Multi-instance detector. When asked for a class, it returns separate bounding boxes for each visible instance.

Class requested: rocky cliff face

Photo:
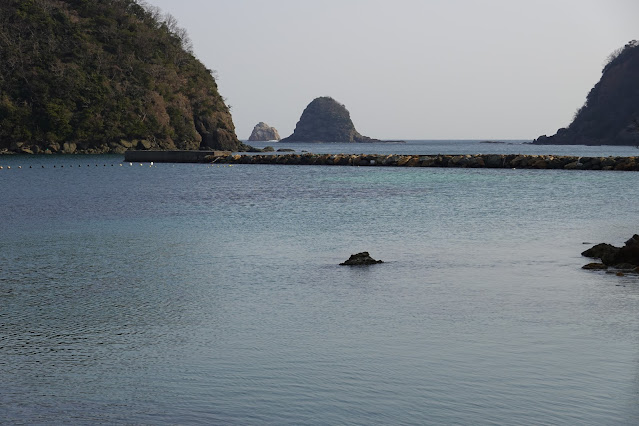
[534,40,639,146]
[280,97,379,143]
[0,0,249,154]
[248,122,281,141]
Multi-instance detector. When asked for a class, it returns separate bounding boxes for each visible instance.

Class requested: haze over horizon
[146,0,637,141]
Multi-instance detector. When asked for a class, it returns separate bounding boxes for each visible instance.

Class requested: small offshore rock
[340,252,383,266]
[248,122,281,141]
[581,243,620,261]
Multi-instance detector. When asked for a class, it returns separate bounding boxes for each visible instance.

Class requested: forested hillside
[0,0,246,153]
[534,40,639,146]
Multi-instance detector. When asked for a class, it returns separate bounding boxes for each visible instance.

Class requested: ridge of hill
[534,40,639,146]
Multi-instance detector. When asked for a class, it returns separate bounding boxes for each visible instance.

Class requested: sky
[145,0,638,140]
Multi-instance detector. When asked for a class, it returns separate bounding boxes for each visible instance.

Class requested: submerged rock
[582,263,608,270]
[340,252,383,266]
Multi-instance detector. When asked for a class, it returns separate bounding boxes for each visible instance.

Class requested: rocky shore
[215,153,639,171]
[582,234,639,273]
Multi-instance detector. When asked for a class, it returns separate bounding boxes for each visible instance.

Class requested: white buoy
[151,162,154,166]
[129,163,132,166]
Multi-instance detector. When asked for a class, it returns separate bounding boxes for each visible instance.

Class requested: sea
[1,140,639,425]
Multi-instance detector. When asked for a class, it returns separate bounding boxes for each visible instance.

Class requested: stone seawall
[216,153,639,171]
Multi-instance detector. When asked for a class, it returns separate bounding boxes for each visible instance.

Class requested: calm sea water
[250,139,639,157]
[2,141,639,425]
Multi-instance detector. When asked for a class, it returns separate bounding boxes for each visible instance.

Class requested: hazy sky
[146,0,638,140]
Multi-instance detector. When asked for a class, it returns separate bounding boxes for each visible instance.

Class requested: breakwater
[216,153,639,171]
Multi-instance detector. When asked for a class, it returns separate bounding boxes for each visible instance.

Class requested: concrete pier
[124,150,231,163]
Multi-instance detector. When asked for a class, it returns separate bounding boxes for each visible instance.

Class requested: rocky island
[534,40,639,146]
[280,97,390,143]
[0,0,249,154]
[248,122,281,141]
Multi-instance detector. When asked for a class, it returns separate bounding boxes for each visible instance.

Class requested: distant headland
[534,40,639,146]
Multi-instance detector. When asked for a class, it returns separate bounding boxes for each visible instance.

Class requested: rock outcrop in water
[534,40,639,146]
[0,0,250,154]
[340,252,383,266]
[248,122,281,141]
[582,235,639,271]
[280,97,380,143]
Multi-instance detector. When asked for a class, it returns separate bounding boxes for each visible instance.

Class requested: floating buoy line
[0,163,156,169]
[0,162,238,170]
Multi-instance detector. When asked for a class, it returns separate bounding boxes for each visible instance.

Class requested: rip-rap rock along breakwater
[216,153,639,170]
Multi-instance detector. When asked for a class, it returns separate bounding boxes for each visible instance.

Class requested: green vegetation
[0,0,243,153]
